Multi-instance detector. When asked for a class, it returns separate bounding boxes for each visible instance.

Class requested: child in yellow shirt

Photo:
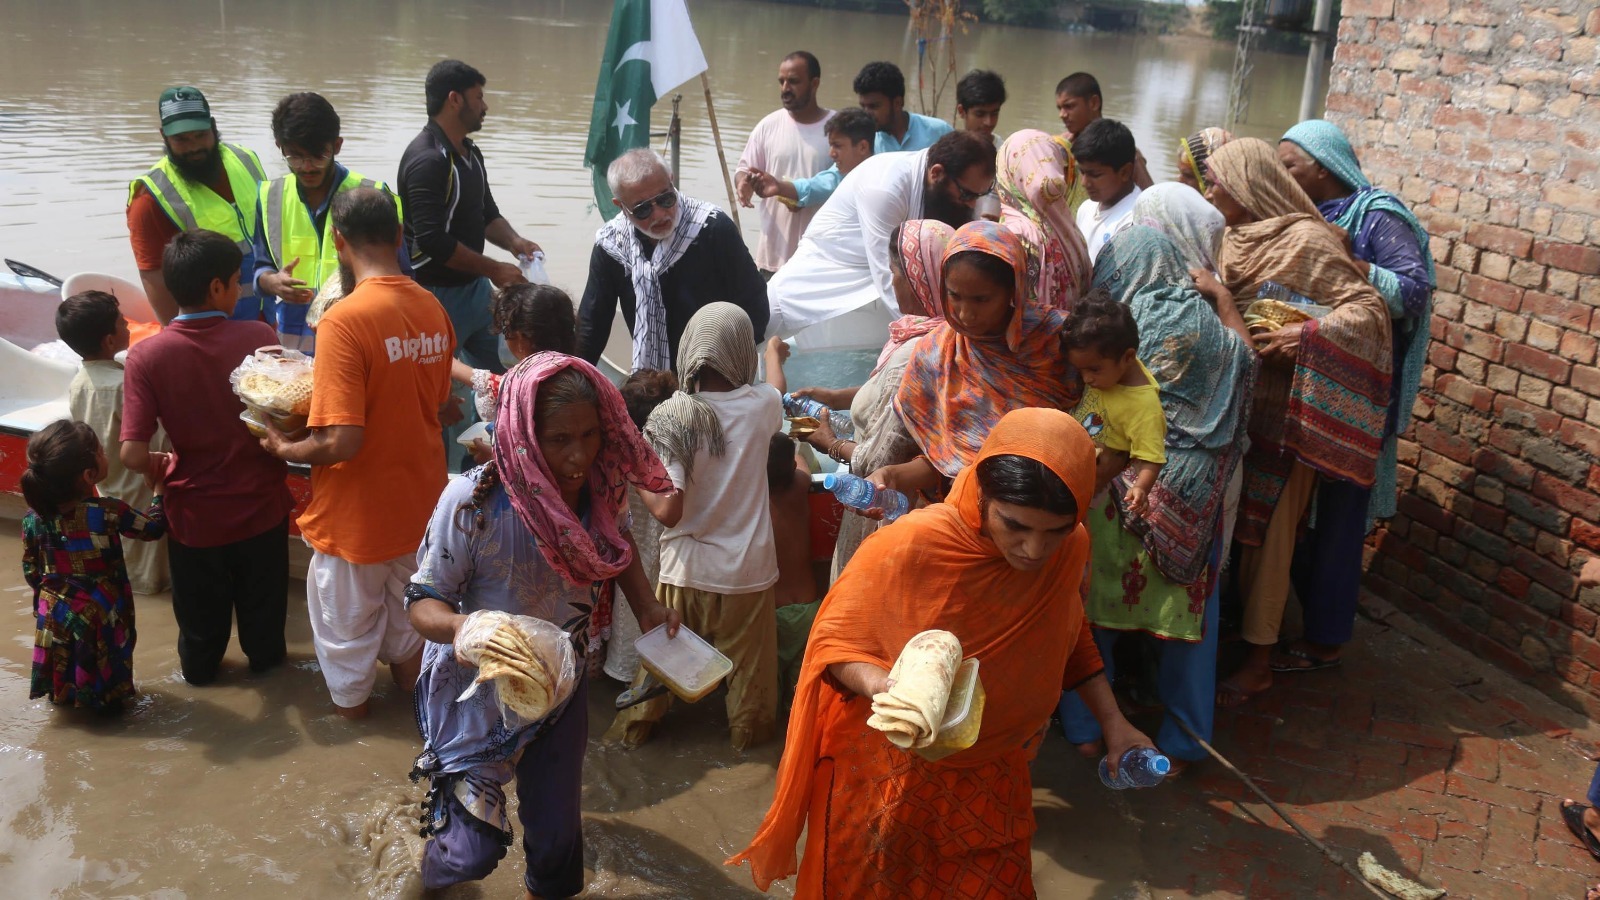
[1063,291,1166,515]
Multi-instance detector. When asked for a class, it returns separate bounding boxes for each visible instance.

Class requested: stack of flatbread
[868,630,963,750]
[454,610,573,723]
[305,275,344,330]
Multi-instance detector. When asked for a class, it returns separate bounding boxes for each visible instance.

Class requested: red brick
[1444,773,1543,813]
[1504,343,1572,384]
[1532,471,1599,522]
[1483,805,1537,863]
[1342,0,1395,16]
[1522,290,1594,331]
[1498,568,1532,598]
[1559,418,1600,457]
[1573,520,1600,553]
[1372,720,1459,749]
[1428,342,1458,372]
[1460,273,1524,311]
[1535,836,1599,870]
[1562,600,1600,635]
[1533,240,1600,274]
[1473,447,1536,487]
[1448,736,1500,781]
[1426,834,1486,870]
[1574,366,1600,400]
[1434,372,1496,410]
[1465,222,1534,257]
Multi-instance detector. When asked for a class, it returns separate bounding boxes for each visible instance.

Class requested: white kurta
[736,108,834,271]
[766,150,927,345]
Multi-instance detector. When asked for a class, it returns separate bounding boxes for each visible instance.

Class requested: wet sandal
[1270,647,1343,673]
[1561,801,1600,863]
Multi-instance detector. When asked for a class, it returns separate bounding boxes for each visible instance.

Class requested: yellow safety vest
[127,143,266,269]
[259,169,400,290]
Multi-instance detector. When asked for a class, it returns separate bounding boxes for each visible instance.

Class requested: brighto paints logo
[385,331,450,365]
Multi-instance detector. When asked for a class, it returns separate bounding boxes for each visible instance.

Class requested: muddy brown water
[1,1,1313,894]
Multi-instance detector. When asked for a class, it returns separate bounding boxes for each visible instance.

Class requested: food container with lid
[634,624,733,703]
[239,408,269,439]
[917,658,985,762]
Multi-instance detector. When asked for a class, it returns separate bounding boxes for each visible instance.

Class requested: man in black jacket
[397,59,541,376]
[578,149,767,373]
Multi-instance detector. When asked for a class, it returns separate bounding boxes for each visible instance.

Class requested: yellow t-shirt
[1071,359,1167,464]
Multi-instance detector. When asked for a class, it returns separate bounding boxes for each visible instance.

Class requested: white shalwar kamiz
[766,149,927,344]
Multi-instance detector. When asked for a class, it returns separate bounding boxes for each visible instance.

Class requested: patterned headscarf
[1128,182,1227,274]
[1280,119,1368,193]
[895,221,1082,477]
[643,302,758,481]
[493,352,674,587]
[1205,136,1325,222]
[1091,226,1256,582]
[1178,127,1233,192]
[874,220,955,374]
[996,129,1092,310]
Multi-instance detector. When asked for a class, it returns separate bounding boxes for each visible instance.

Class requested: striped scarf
[595,192,716,372]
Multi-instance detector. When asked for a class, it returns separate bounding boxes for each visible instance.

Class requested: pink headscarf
[492,352,674,587]
[997,129,1092,310]
[873,219,955,373]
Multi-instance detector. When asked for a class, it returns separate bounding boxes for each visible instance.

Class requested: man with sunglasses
[766,130,996,342]
[578,149,768,372]
[252,92,403,354]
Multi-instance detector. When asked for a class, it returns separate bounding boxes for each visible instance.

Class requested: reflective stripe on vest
[261,172,394,289]
[129,143,265,263]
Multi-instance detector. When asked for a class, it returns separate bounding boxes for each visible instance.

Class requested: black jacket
[396,121,502,288]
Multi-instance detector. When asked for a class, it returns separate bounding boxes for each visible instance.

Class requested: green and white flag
[584,0,707,217]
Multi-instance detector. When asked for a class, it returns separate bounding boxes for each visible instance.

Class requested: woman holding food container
[730,408,1154,898]
[402,352,680,898]
[1202,137,1393,708]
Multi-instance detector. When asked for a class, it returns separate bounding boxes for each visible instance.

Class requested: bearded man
[577,149,768,373]
[765,130,996,345]
[126,86,269,324]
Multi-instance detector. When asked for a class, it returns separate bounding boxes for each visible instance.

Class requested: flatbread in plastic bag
[453,610,578,727]
[229,346,315,418]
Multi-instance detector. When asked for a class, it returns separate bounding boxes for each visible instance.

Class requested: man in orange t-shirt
[262,187,455,719]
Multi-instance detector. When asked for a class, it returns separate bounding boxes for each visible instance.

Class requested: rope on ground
[1170,715,1433,899]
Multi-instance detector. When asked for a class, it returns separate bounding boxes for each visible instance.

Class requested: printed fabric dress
[24,496,168,709]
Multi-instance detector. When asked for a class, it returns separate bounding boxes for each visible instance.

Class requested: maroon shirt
[121,315,294,547]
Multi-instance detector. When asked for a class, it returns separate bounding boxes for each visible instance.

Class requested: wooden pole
[699,71,741,230]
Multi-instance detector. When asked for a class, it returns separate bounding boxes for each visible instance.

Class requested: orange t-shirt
[297,275,455,563]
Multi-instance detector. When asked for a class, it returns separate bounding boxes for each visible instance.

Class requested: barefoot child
[22,420,170,713]
[1062,291,1166,516]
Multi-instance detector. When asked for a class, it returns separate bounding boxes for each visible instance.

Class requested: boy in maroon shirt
[121,229,294,685]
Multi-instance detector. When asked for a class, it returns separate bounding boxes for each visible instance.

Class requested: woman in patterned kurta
[22,420,167,712]
[404,353,679,898]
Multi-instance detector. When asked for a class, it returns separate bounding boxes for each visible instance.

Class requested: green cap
[159,86,212,136]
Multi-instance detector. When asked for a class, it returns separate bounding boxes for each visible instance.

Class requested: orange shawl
[729,408,1104,892]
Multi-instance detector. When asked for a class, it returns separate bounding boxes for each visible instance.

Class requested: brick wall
[1323,1,1600,709]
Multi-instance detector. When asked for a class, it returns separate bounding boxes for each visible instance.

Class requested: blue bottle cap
[1151,755,1171,775]
[822,473,839,490]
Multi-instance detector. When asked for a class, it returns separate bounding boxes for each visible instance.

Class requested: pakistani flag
[585,0,708,217]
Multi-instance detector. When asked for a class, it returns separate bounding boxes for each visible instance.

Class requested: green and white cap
[159,86,212,136]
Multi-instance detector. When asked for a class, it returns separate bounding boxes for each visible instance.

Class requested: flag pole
[699,71,742,230]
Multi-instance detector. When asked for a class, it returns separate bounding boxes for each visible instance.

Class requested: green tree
[980,0,1058,26]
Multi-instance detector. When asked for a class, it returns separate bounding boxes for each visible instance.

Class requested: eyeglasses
[954,178,996,204]
[624,188,679,220]
[283,151,334,169]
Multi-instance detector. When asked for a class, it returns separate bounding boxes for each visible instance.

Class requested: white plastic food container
[634,624,733,703]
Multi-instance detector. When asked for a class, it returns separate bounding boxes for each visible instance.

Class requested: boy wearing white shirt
[1074,118,1143,264]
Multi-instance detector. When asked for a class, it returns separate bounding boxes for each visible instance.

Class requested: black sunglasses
[955,178,995,204]
[625,189,679,220]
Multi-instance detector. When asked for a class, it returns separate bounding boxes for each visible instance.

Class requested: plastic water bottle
[1098,747,1172,789]
[1255,280,1317,309]
[783,393,854,439]
[822,472,910,523]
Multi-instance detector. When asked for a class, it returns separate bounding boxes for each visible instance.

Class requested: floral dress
[24,496,167,709]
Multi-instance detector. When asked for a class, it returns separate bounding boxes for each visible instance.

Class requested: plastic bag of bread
[305,275,344,331]
[229,346,314,433]
[453,610,578,728]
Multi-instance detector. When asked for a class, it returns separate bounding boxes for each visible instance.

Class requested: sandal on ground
[1269,646,1343,674]
[1561,800,1600,864]
[1215,680,1263,709]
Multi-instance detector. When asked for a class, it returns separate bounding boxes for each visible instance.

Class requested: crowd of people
[17,48,1455,898]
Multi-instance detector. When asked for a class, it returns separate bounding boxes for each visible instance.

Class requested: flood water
[0,1,1315,896]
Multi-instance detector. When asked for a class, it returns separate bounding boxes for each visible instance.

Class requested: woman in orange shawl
[729,408,1156,898]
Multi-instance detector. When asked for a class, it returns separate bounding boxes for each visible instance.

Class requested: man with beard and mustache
[127,86,269,324]
[260,187,454,721]
[733,51,833,277]
[765,130,995,344]
[398,59,540,464]
[577,149,768,374]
